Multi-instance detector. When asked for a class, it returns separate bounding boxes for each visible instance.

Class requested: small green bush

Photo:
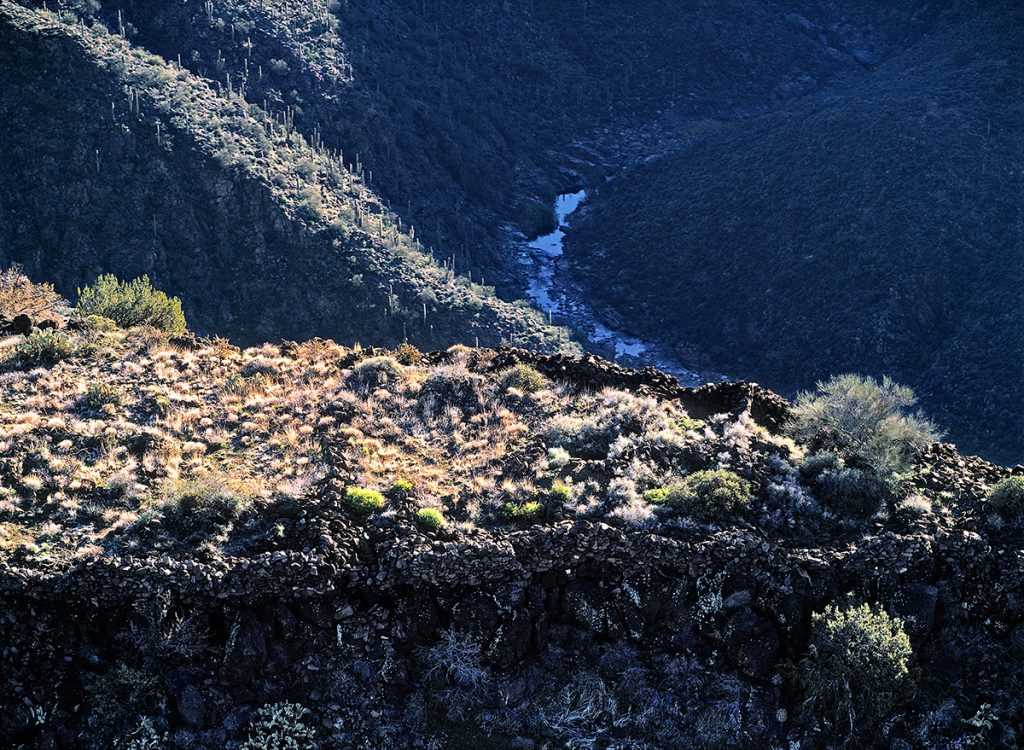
[76,275,186,335]
[415,507,447,531]
[500,363,548,393]
[797,602,914,740]
[79,383,125,411]
[343,486,384,514]
[498,500,543,525]
[987,476,1024,523]
[643,487,670,505]
[391,478,415,496]
[549,481,573,504]
[802,453,888,518]
[786,374,940,479]
[148,475,255,542]
[653,469,751,521]
[15,329,76,366]
[349,356,405,394]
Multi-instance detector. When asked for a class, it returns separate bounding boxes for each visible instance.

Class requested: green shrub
[498,500,543,525]
[348,356,405,394]
[797,602,914,740]
[786,374,940,479]
[79,383,125,411]
[987,476,1024,523]
[653,469,751,521]
[343,486,384,514]
[549,481,573,504]
[391,478,415,496]
[76,274,187,335]
[80,314,119,332]
[415,507,448,531]
[15,329,76,366]
[643,487,670,505]
[147,475,255,542]
[239,702,316,750]
[802,453,888,518]
[500,363,548,393]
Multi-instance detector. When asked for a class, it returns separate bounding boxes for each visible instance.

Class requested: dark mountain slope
[55,0,931,291]
[0,2,575,351]
[569,5,1024,463]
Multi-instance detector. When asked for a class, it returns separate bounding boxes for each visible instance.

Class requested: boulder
[176,684,210,727]
[220,612,267,686]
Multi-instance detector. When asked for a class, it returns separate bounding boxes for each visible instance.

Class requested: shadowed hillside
[0,2,575,352]
[569,4,1024,463]
[4,0,932,297]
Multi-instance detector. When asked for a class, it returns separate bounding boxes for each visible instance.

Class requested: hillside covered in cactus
[0,1,573,352]
[1,271,1023,748]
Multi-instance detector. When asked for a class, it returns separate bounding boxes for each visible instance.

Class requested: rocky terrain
[1,273,1023,748]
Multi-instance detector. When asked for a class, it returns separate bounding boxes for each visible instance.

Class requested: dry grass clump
[0,266,67,321]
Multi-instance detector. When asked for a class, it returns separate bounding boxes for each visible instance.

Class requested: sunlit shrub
[348,356,405,394]
[987,476,1024,524]
[343,486,384,514]
[787,374,940,479]
[76,274,186,335]
[15,329,76,367]
[415,507,447,531]
[498,500,543,525]
[797,602,914,740]
[650,469,751,522]
[500,363,548,393]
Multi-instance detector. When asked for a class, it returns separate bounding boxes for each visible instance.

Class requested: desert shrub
[540,672,620,746]
[549,481,573,504]
[392,342,422,365]
[76,274,186,335]
[14,329,76,366]
[802,453,888,518]
[79,383,125,411]
[786,374,940,478]
[797,602,914,740]
[146,475,255,542]
[544,389,669,459]
[651,469,751,522]
[415,507,447,531]
[239,702,317,750]
[343,486,384,514]
[348,355,405,393]
[0,266,66,320]
[80,313,119,332]
[546,447,571,469]
[422,629,491,718]
[390,478,414,497]
[500,363,548,393]
[241,357,279,378]
[498,500,543,525]
[418,367,485,414]
[987,476,1024,523]
[84,663,163,744]
[643,487,670,505]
